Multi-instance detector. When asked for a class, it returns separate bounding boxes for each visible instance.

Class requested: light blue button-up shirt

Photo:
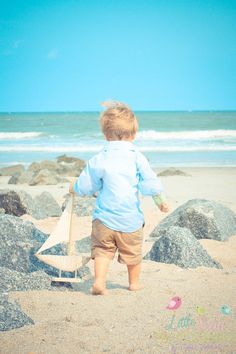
[73,141,164,232]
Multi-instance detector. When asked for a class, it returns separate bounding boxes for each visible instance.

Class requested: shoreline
[1,161,236,168]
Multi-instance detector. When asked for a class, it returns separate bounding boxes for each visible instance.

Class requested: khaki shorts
[91,219,144,265]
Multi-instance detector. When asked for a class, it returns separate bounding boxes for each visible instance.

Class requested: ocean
[0,111,236,168]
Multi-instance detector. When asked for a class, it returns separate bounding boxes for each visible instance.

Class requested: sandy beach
[0,167,236,354]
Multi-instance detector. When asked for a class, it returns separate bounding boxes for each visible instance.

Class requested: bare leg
[127,262,144,291]
[91,256,111,295]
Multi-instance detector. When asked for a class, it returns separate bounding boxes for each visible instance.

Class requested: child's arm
[152,192,169,213]
[136,153,170,213]
[68,156,103,196]
[69,177,98,198]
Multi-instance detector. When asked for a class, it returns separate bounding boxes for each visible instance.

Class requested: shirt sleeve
[136,152,165,196]
[73,155,103,196]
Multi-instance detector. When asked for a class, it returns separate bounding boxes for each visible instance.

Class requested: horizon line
[1,109,236,114]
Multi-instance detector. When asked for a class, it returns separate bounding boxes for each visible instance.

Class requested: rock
[75,236,91,253]
[0,214,47,273]
[0,293,34,331]
[0,208,5,214]
[62,194,95,216]
[28,158,85,177]
[57,161,85,177]
[0,267,52,292]
[157,167,190,177]
[0,189,27,217]
[0,214,88,278]
[150,199,236,241]
[28,160,58,173]
[57,154,84,164]
[9,169,66,186]
[77,265,91,278]
[27,162,41,173]
[34,192,62,218]
[0,164,25,176]
[8,173,21,184]
[8,157,85,186]
[0,189,61,220]
[17,190,38,216]
[144,226,222,269]
[0,214,67,276]
[8,170,35,185]
[56,155,85,177]
[29,169,65,185]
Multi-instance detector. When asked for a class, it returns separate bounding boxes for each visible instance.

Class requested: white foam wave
[136,130,236,141]
[0,145,104,152]
[140,146,236,152]
[0,145,236,153]
[0,132,44,140]
[0,161,31,167]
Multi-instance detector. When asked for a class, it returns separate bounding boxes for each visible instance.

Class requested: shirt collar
[104,140,136,151]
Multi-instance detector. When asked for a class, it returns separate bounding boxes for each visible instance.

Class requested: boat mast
[67,193,75,256]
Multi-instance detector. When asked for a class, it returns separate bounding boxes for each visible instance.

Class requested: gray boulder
[62,194,95,216]
[157,167,190,177]
[75,236,91,253]
[8,173,20,184]
[0,189,27,217]
[57,155,85,176]
[0,293,34,331]
[0,267,52,292]
[150,199,236,241]
[7,157,85,186]
[0,214,88,279]
[0,164,25,176]
[17,190,38,216]
[28,160,58,173]
[34,191,62,218]
[0,214,47,273]
[0,214,70,276]
[57,160,85,177]
[8,170,35,184]
[145,226,222,269]
[28,158,85,177]
[0,189,62,220]
[29,169,66,185]
[57,154,84,164]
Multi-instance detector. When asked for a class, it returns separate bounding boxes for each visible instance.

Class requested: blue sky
[0,0,235,111]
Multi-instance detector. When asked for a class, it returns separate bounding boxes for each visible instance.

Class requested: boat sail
[35,194,91,283]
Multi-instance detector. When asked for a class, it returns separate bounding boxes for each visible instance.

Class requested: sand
[0,167,236,354]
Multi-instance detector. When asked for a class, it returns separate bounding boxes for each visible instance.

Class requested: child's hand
[152,193,170,213]
[159,202,170,213]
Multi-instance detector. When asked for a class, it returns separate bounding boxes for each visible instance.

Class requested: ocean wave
[0,145,236,153]
[2,129,236,142]
[0,161,31,167]
[0,145,104,152]
[0,132,45,140]
[136,129,236,141]
[140,146,236,152]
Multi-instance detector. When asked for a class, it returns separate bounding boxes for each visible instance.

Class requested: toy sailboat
[35,194,91,283]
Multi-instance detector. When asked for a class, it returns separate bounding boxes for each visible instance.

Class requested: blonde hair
[100,100,138,140]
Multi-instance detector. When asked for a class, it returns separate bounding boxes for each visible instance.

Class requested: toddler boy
[69,101,169,295]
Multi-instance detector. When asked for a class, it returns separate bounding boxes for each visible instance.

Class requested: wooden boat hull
[35,254,91,272]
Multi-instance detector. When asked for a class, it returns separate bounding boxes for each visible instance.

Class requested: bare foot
[91,283,107,295]
[128,283,144,291]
